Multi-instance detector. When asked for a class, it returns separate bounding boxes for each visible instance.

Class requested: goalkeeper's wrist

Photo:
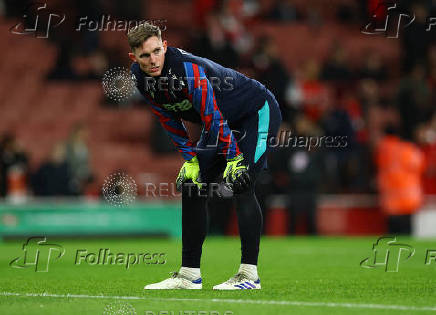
[187,155,198,163]
[227,153,243,162]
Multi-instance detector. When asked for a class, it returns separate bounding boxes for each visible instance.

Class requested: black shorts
[196,89,282,183]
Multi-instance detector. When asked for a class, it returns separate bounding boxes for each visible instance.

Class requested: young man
[128,23,281,290]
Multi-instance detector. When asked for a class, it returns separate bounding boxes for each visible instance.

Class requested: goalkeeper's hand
[223,154,251,193]
[176,156,202,191]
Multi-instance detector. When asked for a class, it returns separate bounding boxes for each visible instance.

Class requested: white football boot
[213,273,261,290]
[144,272,202,290]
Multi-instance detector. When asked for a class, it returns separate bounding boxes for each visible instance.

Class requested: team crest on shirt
[162,99,193,112]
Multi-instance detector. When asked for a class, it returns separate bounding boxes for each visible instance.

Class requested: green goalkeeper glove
[223,154,251,193]
[176,156,202,191]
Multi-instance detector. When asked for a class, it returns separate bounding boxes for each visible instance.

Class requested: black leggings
[181,184,263,268]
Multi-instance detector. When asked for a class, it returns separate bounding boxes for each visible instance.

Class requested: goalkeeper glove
[223,154,251,193]
[176,156,202,191]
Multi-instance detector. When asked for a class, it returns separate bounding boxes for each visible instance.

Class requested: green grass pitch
[1,236,436,314]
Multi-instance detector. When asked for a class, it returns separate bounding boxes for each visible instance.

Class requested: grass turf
[0,236,435,314]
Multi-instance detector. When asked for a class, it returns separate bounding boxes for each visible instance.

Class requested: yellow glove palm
[176,156,201,191]
[223,154,251,193]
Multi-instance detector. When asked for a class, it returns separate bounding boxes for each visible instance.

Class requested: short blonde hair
[127,22,161,50]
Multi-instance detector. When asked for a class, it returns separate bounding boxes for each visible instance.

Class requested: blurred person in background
[252,36,291,122]
[46,0,123,81]
[216,0,253,55]
[320,98,356,192]
[286,59,330,124]
[431,0,436,15]
[376,125,425,234]
[357,50,388,82]
[190,12,240,69]
[269,116,323,235]
[191,0,253,63]
[193,0,218,29]
[0,134,29,201]
[336,89,374,192]
[428,45,436,92]
[335,1,361,24]
[321,42,353,83]
[65,124,93,195]
[401,1,435,71]
[32,143,73,196]
[357,79,399,148]
[396,63,433,141]
[266,0,301,22]
[416,114,436,195]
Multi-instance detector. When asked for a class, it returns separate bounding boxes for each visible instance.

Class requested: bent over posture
[128,23,281,290]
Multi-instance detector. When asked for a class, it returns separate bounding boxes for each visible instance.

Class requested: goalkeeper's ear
[128,52,137,63]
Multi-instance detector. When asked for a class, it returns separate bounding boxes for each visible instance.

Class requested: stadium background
[0,0,435,238]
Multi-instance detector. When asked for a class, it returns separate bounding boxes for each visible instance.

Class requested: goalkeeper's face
[128,36,167,77]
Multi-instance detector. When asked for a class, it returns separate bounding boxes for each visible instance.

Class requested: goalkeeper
[128,23,281,290]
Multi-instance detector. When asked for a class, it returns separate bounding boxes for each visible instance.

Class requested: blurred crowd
[186,0,436,234]
[1,0,435,234]
[0,124,93,201]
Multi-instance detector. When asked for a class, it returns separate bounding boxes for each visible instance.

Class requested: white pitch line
[1,292,436,312]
